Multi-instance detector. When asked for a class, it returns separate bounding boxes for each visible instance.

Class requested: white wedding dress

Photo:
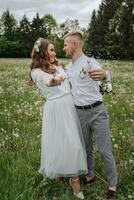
[31,66,87,179]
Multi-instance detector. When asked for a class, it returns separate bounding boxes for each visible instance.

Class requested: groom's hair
[64,31,83,47]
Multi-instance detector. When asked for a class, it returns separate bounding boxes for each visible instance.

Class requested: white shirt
[67,54,103,106]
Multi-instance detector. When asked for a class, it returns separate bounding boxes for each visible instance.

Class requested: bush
[0,38,25,57]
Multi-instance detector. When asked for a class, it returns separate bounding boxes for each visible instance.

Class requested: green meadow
[0,59,134,200]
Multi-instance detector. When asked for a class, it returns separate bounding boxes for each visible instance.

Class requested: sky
[0,0,102,28]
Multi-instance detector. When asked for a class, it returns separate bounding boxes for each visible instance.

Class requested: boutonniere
[79,67,86,79]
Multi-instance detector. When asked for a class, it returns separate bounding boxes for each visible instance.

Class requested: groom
[63,31,117,199]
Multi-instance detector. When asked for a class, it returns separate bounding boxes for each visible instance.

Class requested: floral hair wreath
[34,37,43,52]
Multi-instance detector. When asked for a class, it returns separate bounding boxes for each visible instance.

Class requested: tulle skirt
[39,94,87,179]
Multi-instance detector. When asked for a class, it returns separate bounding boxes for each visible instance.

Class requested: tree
[17,15,32,57]
[104,8,123,59]
[59,19,81,37]
[0,18,4,37]
[105,0,134,59]
[1,9,17,41]
[54,19,81,57]
[86,10,98,57]
[119,0,134,58]
[95,0,123,57]
[53,36,65,58]
[87,0,123,58]
[42,14,57,39]
[0,37,23,57]
[31,13,47,43]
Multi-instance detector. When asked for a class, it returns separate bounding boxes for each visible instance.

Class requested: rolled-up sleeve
[88,58,102,69]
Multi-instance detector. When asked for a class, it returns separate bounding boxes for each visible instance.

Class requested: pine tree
[0,18,4,37]
[42,14,57,40]
[1,9,17,41]
[86,10,98,57]
[87,0,123,58]
[119,0,134,58]
[104,7,123,59]
[17,15,32,57]
[31,13,47,43]
[105,0,134,59]
[99,0,124,57]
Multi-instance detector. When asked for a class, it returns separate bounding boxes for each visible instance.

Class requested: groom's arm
[87,58,107,81]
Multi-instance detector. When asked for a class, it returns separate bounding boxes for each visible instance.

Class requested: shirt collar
[72,54,85,65]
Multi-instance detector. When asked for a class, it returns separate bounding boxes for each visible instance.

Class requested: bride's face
[47,43,56,63]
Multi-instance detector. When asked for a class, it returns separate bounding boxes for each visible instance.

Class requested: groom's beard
[65,48,75,58]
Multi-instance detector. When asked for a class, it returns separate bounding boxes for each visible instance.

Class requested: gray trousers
[76,103,117,187]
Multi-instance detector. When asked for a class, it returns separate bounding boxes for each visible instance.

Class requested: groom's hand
[88,69,106,81]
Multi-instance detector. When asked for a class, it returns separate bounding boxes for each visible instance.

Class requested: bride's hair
[29,38,58,84]
[29,38,58,74]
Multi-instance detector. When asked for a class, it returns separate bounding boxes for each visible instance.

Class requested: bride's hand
[50,76,65,86]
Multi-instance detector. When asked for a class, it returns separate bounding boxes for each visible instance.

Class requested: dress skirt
[39,93,87,179]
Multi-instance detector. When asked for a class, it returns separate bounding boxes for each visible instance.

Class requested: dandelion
[119,131,123,135]
[129,159,134,164]
[13,133,19,138]
[128,195,133,199]
[111,100,117,104]
[0,141,5,148]
[37,134,41,138]
[114,144,119,149]
[0,86,3,94]
[34,101,41,106]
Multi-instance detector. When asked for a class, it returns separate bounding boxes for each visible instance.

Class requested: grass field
[0,58,134,200]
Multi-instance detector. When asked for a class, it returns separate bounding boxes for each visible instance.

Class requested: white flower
[100,71,112,94]
[34,38,42,52]
[0,86,3,94]
[13,133,19,138]
[114,144,119,148]
[112,137,115,142]
[106,82,112,92]
[34,44,39,52]
[100,81,112,93]
[128,195,133,199]
[79,67,86,79]
[122,2,128,7]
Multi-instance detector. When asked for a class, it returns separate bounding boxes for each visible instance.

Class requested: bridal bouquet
[99,71,112,94]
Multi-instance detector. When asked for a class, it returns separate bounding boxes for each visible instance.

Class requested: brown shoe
[82,176,95,185]
[107,189,116,199]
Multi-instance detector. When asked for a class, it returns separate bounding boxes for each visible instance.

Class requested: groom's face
[63,37,75,57]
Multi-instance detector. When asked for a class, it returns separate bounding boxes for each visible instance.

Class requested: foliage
[0,38,24,57]
[31,13,47,44]
[17,15,33,57]
[86,0,134,59]
[0,3,133,59]
[59,19,81,37]
[1,9,17,41]
[42,14,57,40]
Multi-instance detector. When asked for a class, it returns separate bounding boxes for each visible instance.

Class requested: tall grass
[0,59,134,200]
